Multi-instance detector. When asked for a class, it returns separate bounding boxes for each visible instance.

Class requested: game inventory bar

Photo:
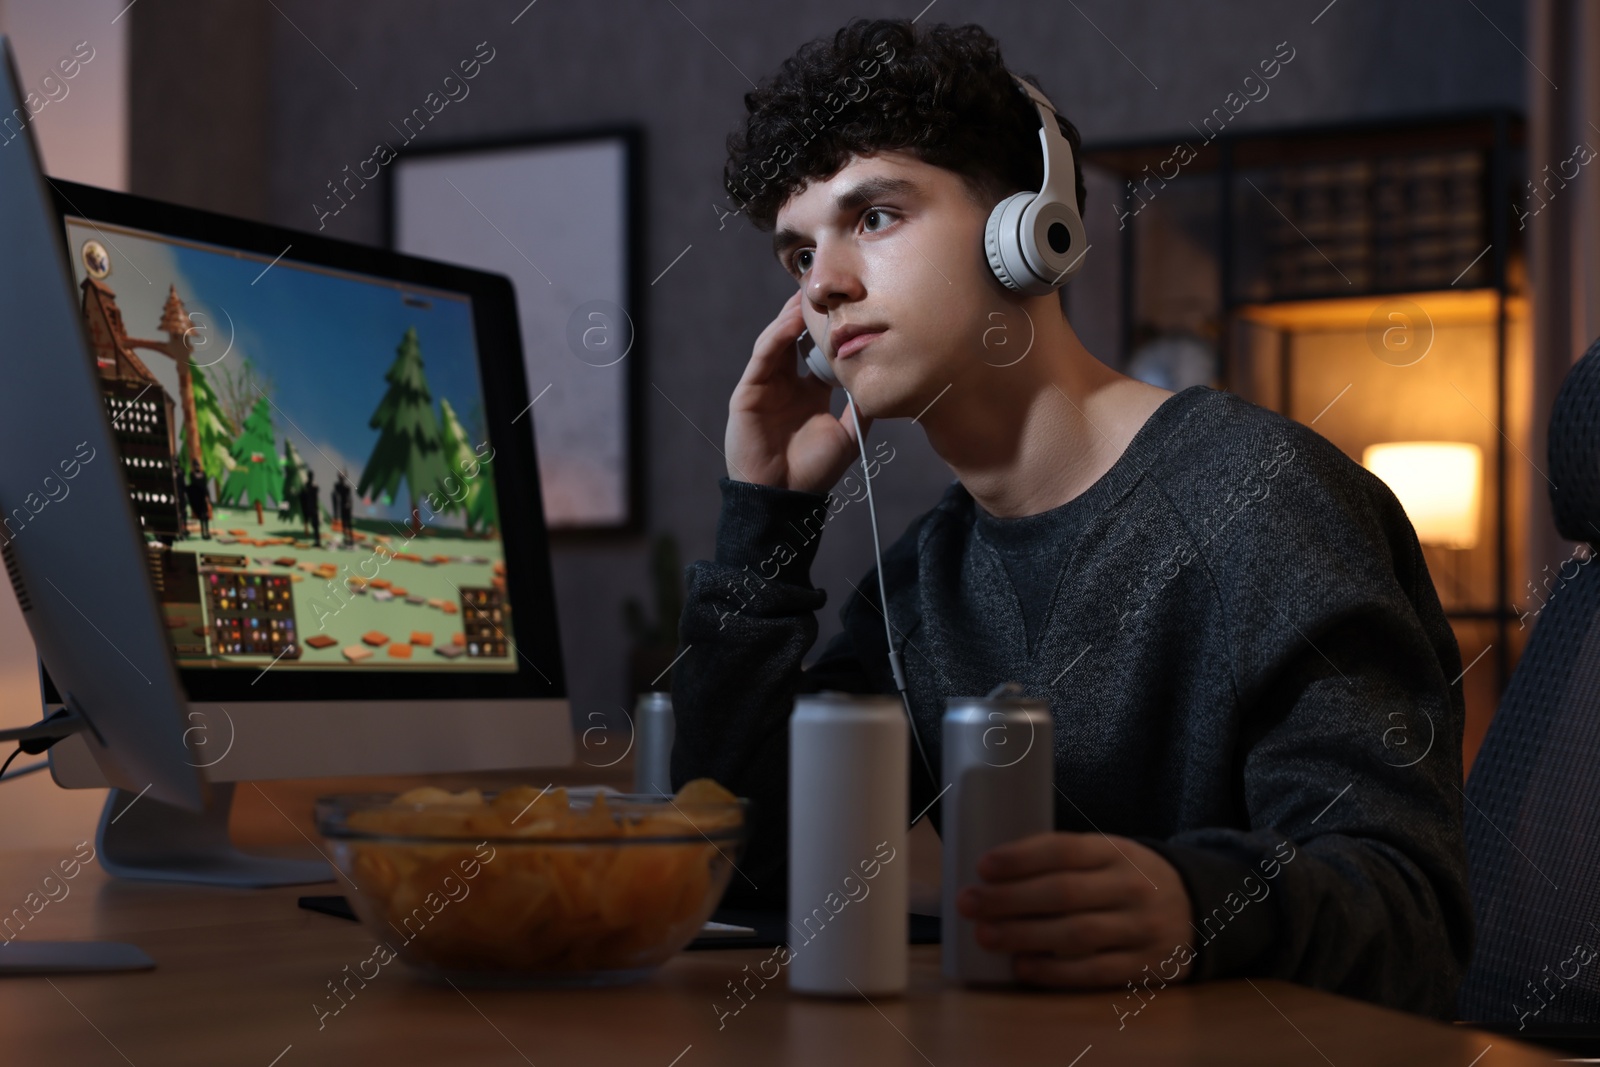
[459,586,507,658]
[206,570,299,658]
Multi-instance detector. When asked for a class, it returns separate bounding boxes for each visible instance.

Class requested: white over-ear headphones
[984,76,1087,296]
[801,329,841,386]
[800,74,1083,386]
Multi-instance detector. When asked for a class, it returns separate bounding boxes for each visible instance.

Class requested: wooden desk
[0,832,1557,1066]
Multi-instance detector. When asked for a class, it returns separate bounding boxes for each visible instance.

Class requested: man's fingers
[740,291,808,388]
[977,910,1144,961]
[951,834,1193,992]
[959,867,1130,919]
[977,832,1117,882]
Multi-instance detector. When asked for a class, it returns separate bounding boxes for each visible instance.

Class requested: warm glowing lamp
[1362,441,1483,549]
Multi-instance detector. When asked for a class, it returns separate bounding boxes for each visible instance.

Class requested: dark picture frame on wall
[387,127,644,535]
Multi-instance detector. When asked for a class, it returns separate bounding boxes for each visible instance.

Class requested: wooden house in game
[79,278,196,541]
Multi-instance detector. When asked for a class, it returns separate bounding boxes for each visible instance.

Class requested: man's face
[773,151,1015,418]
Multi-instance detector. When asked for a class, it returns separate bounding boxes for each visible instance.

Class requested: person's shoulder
[1148,386,1362,491]
[1148,387,1407,552]
[1151,386,1333,474]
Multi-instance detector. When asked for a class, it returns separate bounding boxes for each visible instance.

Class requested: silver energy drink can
[941,686,1054,984]
[789,692,908,996]
[632,691,674,795]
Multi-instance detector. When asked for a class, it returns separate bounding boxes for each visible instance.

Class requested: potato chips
[327,779,744,979]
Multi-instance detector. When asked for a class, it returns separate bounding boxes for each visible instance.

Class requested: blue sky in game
[64,219,495,524]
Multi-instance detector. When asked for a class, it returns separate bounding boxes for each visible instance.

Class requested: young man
[671,18,1472,1017]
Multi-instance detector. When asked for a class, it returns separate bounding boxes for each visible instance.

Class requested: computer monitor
[38,164,574,881]
[0,33,207,808]
[0,33,208,970]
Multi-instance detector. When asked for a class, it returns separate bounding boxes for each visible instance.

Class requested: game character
[185,466,211,540]
[301,469,321,547]
[334,471,354,546]
[174,457,188,541]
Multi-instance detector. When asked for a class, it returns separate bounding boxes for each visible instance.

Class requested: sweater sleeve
[1163,427,1474,1017]
[670,477,878,910]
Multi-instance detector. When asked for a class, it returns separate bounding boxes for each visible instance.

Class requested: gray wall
[130,0,1525,732]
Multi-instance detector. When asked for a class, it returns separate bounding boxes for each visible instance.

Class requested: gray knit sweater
[671,384,1473,1017]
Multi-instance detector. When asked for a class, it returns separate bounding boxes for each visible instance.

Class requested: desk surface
[0,838,1557,1067]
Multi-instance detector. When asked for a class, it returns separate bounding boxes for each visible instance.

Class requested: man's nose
[805,242,865,309]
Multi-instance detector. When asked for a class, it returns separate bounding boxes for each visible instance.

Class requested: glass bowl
[315,785,748,987]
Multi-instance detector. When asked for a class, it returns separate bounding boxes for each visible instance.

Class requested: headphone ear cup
[985,191,1040,294]
[803,342,841,388]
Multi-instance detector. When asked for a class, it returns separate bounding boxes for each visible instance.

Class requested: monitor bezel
[45,178,567,705]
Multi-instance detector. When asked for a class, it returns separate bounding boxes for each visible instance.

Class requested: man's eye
[863,209,893,232]
[793,249,813,274]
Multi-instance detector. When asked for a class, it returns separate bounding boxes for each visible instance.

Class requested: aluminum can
[942,689,1054,984]
[788,692,907,995]
[632,691,675,795]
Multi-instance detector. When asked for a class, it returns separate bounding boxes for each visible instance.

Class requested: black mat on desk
[1462,1021,1600,1057]
[297,896,940,951]
[299,895,357,921]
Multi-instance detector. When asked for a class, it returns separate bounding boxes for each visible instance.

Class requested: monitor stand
[97,782,335,887]
[0,709,250,974]
[0,780,329,974]
[0,713,328,972]
[0,941,154,974]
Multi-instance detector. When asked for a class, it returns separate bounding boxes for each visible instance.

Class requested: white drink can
[941,687,1054,984]
[788,692,908,996]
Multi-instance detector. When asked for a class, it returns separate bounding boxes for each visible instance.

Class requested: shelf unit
[1082,112,1527,706]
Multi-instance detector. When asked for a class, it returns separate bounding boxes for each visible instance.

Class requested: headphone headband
[1012,78,1078,226]
[984,75,1088,295]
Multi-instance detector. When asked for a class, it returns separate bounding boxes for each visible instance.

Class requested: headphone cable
[844,391,939,819]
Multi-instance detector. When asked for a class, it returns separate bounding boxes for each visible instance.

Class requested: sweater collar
[931,384,1217,530]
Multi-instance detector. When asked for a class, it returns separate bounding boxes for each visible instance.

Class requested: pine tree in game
[463,398,497,536]
[280,438,309,528]
[435,395,496,531]
[436,397,471,521]
[220,397,284,524]
[359,327,448,532]
[187,363,236,500]
[467,452,498,535]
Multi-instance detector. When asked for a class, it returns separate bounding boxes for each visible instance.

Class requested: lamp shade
[1362,441,1483,549]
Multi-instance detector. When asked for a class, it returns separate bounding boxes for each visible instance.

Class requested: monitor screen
[59,215,516,675]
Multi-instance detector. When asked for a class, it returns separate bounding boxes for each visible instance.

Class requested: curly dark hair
[723,18,1085,232]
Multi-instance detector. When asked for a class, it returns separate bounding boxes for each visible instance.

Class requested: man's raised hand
[725,291,872,495]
